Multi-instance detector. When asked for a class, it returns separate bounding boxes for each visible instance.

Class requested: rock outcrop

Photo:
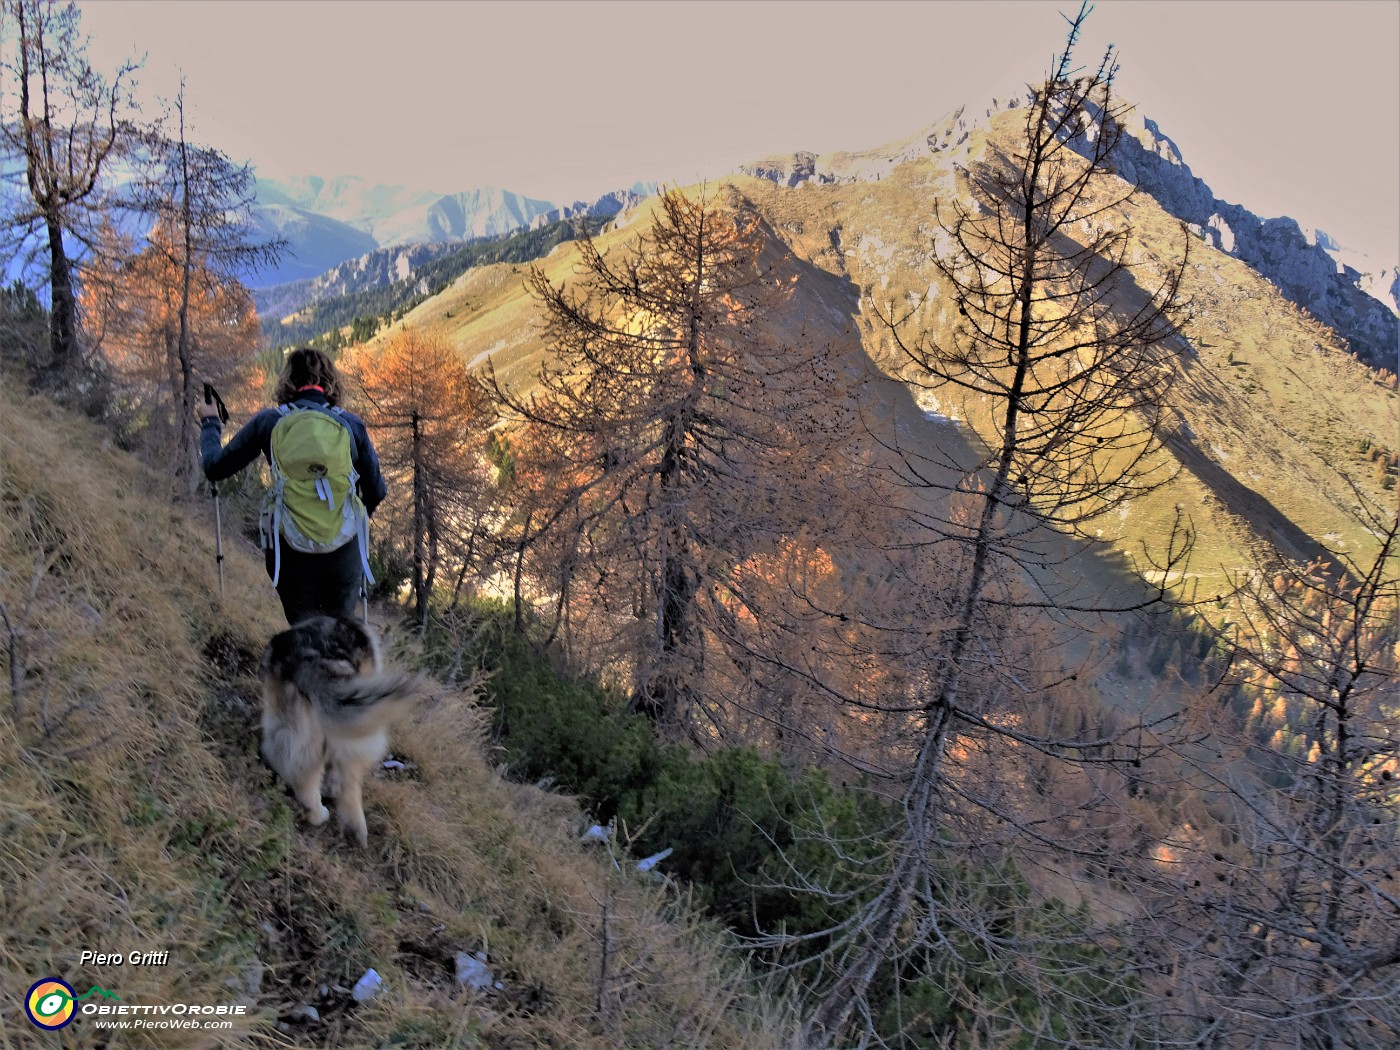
[1092,109,1397,369]
[250,241,460,320]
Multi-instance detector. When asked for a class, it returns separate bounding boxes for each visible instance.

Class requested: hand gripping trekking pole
[204,383,230,598]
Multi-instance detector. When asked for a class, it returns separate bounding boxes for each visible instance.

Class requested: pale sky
[80,0,1400,264]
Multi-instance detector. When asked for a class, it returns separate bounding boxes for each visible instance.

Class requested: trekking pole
[212,481,226,598]
[203,383,230,598]
[361,523,371,622]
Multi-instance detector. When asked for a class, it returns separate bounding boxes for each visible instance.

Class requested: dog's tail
[296,666,428,735]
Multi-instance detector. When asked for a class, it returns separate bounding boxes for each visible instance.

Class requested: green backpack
[261,402,375,588]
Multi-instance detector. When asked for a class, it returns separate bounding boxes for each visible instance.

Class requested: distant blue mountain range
[248,174,656,287]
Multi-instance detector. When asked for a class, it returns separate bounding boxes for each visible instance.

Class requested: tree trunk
[411,411,428,622]
[44,218,79,381]
[176,120,199,495]
[513,511,533,635]
[636,414,693,723]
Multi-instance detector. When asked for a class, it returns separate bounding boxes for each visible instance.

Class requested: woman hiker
[196,347,387,625]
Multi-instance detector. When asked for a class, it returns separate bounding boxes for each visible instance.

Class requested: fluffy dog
[258,615,424,846]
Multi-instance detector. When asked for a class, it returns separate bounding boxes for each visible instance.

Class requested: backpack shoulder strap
[327,405,360,460]
[280,401,359,458]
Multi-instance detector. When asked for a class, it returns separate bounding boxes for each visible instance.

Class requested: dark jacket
[200,391,387,522]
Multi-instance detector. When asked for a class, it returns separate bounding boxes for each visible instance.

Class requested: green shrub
[368,538,413,602]
[420,600,1149,1047]
[419,601,891,938]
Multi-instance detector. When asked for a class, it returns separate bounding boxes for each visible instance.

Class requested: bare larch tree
[489,187,855,733]
[1135,503,1399,1049]
[795,3,1195,1044]
[0,0,139,384]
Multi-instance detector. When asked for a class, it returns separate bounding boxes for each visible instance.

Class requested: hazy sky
[80,0,1399,264]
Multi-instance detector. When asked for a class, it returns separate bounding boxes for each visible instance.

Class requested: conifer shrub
[419,601,893,939]
[368,538,414,602]
[419,601,1149,1046]
[0,279,48,372]
[866,859,1140,1048]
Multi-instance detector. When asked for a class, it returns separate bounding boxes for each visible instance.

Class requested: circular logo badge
[25,978,77,1030]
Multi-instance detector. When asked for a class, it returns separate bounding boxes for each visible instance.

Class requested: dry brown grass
[0,377,783,1048]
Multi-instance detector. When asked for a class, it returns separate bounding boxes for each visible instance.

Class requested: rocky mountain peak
[1093,104,1398,365]
[737,94,1035,190]
[736,92,1398,370]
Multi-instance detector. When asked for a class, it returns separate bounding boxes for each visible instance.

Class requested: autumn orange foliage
[343,325,495,619]
[81,221,261,480]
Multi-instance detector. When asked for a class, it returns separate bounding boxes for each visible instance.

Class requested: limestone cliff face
[528,183,657,230]
[1103,112,1397,369]
[738,151,822,188]
[737,96,1033,188]
[1380,269,1400,315]
[250,240,459,320]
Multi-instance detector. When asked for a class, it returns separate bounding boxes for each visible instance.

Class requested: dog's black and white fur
[258,616,423,846]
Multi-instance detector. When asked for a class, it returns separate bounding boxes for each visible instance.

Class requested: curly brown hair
[274,347,344,407]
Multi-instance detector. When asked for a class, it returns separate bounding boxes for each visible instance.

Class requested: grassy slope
[0,381,779,1049]
[395,128,1396,609]
[728,114,1398,595]
[361,143,1396,742]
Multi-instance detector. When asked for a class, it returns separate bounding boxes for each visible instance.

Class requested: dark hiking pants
[265,540,364,625]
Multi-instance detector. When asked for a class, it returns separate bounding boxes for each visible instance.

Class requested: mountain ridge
[248,176,656,307]
[252,96,1394,373]
[736,95,1399,369]
[382,107,1396,625]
